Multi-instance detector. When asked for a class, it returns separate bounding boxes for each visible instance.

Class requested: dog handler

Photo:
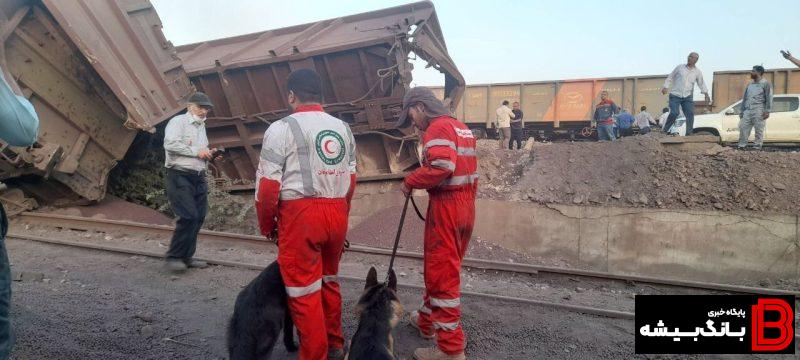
[255,69,356,360]
[398,87,477,360]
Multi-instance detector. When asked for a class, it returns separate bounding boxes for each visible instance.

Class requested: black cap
[188,92,214,107]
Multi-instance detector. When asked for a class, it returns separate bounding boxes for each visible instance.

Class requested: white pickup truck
[673,94,800,143]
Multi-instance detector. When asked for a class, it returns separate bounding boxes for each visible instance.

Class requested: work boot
[185,259,208,269]
[327,348,345,360]
[165,259,187,273]
[413,347,466,360]
[409,311,435,340]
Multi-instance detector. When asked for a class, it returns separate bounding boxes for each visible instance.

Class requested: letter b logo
[751,298,794,352]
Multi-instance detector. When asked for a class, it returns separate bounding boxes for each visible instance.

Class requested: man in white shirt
[634,106,655,135]
[657,107,670,130]
[495,100,514,149]
[661,52,710,135]
[163,92,218,272]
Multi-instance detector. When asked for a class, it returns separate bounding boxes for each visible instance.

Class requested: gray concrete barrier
[351,191,799,283]
[474,200,798,283]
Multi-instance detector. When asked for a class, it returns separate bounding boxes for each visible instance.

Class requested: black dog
[228,261,298,359]
[347,267,403,360]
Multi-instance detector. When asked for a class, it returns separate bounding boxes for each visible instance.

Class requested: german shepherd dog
[227,261,298,359]
[347,267,404,360]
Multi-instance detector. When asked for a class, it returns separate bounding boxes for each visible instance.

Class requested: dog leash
[385,194,411,282]
[409,195,425,222]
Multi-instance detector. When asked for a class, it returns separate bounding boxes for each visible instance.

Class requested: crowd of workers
[493,50,800,149]
[1,46,799,360]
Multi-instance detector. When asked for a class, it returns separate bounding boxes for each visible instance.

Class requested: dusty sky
[152,0,800,87]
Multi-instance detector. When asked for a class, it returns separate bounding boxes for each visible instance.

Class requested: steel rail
[15,212,800,297]
[6,233,634,320]
[11,233,800,343]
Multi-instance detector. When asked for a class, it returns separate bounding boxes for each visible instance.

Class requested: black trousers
[509,128,524,149]
[0,202,11,358]
[165,168,208,261]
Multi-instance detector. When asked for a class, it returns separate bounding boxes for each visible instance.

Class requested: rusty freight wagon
[0,0,192,206]
[432,75,668,140]
[175,1,464,189]
[710,67,800,112]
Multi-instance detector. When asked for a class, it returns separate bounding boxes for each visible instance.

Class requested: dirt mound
[508,135,800,213]
[37,195,173,225]
[475,139,532,199]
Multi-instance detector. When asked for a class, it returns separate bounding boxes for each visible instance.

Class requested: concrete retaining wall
[474,200,799,283]
[350,190,799,283]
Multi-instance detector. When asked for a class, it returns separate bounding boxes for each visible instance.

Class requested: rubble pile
[500,136,800,213]
[475,140,532,199]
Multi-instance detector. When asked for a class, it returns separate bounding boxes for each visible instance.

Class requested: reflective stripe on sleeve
[424,139,456,150]
[433,321,460,331]
[345,126,356,161]
[260,148,284,164]
[419,305,432,314]
[285,278,322,298]
[322,275,338,283]
[430,159,456,171]
[441,173,479,186]
[430,297,460,308]
[457,147,476,156]
[283,116,315,195]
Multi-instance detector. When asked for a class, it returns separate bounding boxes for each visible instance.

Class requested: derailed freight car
[174,1,464,189]
[431,75,668,140]
[0,0,192,202]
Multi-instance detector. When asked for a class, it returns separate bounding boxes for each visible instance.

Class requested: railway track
[14,211,800,298]
[11,231,800,344]
[7,233,634,320]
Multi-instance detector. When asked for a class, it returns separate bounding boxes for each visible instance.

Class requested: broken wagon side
[175,0,465,188]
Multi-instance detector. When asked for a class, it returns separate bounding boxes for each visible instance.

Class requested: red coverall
[255,104,357,360]
[405,115,478,355]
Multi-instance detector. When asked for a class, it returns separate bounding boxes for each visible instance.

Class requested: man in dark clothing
[163,92,218,272]
[593,91,618,141]
[510,102,524,150]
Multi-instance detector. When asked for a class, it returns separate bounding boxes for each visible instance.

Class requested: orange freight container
[432,75,668,139]
[711,68,800,112]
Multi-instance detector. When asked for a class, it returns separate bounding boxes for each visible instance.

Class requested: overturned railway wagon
[0,0,192,201]
[175,1,464,189]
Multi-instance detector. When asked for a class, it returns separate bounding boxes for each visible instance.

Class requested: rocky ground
[9,226,795,359]
[8,236,638,360]
[477,135,800,214]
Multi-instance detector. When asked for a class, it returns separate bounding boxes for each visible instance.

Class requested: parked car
[672,94,800,142]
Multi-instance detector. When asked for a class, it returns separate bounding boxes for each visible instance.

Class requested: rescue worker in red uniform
[255,69,356,360]
[398,87,477,360]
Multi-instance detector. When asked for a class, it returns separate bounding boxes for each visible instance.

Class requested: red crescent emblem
[324,139,335,155]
